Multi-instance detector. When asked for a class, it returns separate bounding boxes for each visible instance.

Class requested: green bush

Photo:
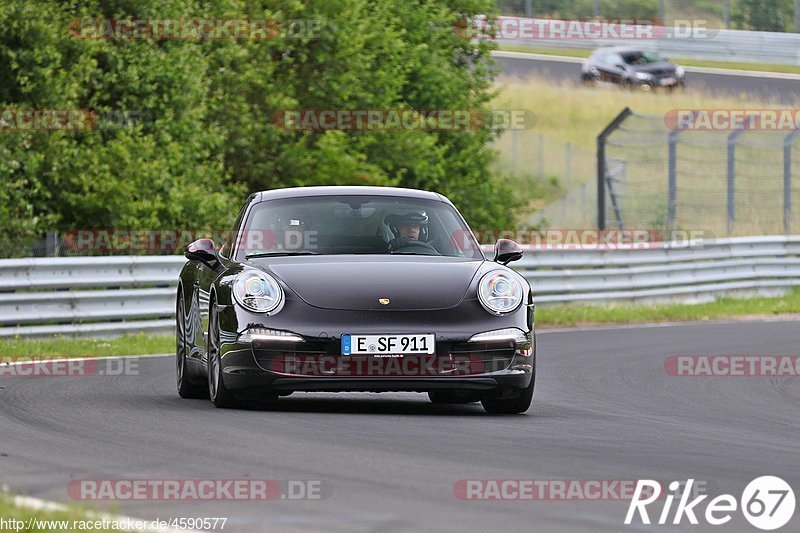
[0,0,522,256]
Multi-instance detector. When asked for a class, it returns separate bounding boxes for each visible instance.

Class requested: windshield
[621,50,663,65]
[235,195,483,260]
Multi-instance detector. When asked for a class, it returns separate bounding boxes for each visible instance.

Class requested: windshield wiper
[388,251,435,256]
[246,251,319,258]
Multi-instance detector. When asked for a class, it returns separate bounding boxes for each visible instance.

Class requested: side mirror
[493,238,523,265]
[185,238,218,265]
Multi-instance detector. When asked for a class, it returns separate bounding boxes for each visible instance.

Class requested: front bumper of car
[630,74,685,89]
[215,301,535,397]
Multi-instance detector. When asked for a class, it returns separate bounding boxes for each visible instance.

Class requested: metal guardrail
[501,17,800,66]
[1,236,799,337]
[0,256,184,338]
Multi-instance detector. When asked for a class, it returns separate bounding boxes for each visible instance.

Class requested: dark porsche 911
[581,47,686,90]
[176,186,535,414]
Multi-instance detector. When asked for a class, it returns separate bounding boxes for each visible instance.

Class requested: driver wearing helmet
[386,212,428,250]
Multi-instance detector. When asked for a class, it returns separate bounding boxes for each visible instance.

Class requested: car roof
[256,186,448,203]
[592,46,657,55]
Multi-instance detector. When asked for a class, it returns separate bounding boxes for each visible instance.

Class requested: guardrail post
[668,130,681,232]
[597,107,632,230]
[784,130,800,233]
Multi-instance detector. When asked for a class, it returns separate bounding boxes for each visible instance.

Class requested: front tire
[481,369,535,415]
[176,292,207,399]
[207,295,236,408]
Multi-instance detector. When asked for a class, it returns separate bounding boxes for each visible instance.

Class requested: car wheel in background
[176,292,207,399]
[207,295,237,408]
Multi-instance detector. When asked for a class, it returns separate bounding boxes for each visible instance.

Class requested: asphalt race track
[495,52,800,104]
[1,320,798,532]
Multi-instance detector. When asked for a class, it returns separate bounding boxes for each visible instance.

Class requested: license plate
[660,77,676,86]
[342,334,435,355]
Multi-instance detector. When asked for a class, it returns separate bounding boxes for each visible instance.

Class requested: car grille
[252,340,516,377]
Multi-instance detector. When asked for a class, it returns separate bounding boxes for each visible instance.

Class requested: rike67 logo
[626,477,796,530]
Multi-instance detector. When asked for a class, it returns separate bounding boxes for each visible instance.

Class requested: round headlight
[478,271,523,315]
[233,271,283,314]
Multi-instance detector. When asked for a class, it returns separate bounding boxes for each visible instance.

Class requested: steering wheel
[398,241,439,253]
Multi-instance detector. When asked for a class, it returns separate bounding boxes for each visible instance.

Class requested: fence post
[784,130,800,233]
[796,0,800,33]
[565,142,572,189]
[726,0,731,30]
[511,128,519,173]
[668,130,681,232]
[45,231,59,257]
[524,0,533,17]
[726,127,749,236]
[597,107,632,230]
[538,134,544,178]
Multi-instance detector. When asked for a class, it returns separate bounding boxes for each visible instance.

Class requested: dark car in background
[176,186,536,414]
[582,47,686,90]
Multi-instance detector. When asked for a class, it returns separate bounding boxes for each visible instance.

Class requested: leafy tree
[0,0,520,256]
[733,0,792,32]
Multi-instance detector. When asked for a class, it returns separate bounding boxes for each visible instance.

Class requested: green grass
[492,77,775,153]
[497,44,800,75]
[0,492,119,532]
[537,289,800,328]
[0,333,173,362]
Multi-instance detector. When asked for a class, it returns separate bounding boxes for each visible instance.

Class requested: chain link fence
[492,129,597,228]
[497,1,795,31]
[599,108,800,237]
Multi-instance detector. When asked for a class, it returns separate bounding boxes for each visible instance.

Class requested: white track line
[538,315,800,334]
[6,492,203,533]
[492,50,800,80]
[0,353,171,366]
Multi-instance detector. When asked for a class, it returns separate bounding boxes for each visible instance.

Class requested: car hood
[629,61,676,74]
[259,256,484,311]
